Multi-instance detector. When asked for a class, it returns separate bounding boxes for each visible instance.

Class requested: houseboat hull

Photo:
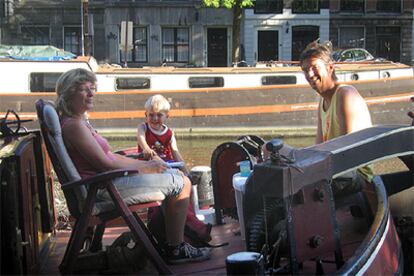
[1,76,413,129]
[0,56,413,129]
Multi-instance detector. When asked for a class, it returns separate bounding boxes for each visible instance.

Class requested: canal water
[109,136,407,175]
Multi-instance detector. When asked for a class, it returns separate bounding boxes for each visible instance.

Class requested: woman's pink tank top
[61,117,114,178]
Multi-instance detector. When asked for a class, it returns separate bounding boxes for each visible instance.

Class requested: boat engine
[243,139,342,274]
[232,121,414,275]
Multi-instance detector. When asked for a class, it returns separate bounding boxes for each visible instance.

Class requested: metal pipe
[80,0,85,56]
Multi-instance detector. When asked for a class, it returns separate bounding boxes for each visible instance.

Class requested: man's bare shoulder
[336,85,363,101]
[337,85,360,94]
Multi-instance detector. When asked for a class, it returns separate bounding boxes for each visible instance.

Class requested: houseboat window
[64,26,82,56]
[21,26,50,45]
[339,27,365,48]
[292,0,319,14]
[116,77,150,90]
[188,77,224,88]
[340,0,364,13]
[30,73,62,92]
[254,0,283,14]
[162,28,189,63]
[133,27,148,62]
[262,76,297,85]
[376,0,401,13]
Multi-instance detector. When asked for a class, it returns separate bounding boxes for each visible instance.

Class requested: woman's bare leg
[164,175,191,245]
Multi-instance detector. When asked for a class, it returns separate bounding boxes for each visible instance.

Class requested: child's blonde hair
[145,94,171,112]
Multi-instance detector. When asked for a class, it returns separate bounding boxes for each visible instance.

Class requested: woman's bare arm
[63,120,167,173]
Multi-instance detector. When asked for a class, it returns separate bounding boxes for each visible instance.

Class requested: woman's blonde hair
[55,68,97,117]
[144,94,171,113]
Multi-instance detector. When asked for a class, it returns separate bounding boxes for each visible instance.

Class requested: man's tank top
[319,85,374,182]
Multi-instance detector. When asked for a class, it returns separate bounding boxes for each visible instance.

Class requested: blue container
[239,160,251,177]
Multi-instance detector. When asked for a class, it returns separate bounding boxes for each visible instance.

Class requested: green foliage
[203,0,255,9]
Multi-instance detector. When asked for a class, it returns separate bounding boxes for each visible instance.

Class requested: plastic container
[232,173,248,241]
[238,160,251,177]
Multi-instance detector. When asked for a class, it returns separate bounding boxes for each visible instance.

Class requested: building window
[291,26,319,61]
[339,27,365,48]
[21,26,50,45]
[377,0,401,13]
[64,26,82,56]
[162,27,189,63]
[292,0,319,14]
[254,0,283,14]
[340,0,364,13]
[133,27,147,62]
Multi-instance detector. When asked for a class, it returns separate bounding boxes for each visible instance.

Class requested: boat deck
[39,204,368,275]
[40,218,244,275]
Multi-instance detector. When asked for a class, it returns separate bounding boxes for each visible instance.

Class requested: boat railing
[337,175,394,275]
[255,60,300,67]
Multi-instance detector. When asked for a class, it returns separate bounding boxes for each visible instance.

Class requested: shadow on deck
[40,219,244,275]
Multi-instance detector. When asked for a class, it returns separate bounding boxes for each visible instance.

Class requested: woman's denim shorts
[96,169,185,205]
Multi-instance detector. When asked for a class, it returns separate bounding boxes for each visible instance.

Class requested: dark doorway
[257,30,278,62]
[292,26,319,61]
[207,28,228,67]
[376,26,400,62]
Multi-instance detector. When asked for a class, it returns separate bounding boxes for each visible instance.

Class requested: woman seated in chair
[55,68,211,264]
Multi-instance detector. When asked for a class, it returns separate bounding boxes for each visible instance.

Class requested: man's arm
[315,101,324,144]
[336,86,372,136]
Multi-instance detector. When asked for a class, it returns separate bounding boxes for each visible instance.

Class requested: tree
[203,0,254,64]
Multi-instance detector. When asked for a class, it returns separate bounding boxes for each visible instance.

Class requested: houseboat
[0,50,413,130]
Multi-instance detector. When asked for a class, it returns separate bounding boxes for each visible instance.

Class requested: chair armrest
[62,169,138,191]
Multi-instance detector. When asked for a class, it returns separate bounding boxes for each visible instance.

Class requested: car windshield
[333,51,340,61]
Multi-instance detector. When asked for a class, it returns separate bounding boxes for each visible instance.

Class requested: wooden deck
[39,209,368,275]
[38,183,379,275]
[40,219,244,275]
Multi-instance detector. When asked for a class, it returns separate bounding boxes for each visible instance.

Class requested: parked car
[333,48,385,62]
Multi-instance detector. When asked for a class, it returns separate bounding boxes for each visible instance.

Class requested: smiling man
[299,40,374,196]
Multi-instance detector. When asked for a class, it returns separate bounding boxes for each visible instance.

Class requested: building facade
[0,0,413,66]
[0,0,233,67]
[243,0,330,65]
[329,0,414,65]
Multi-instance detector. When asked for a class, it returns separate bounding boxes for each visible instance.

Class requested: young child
[138,94,212,246]
[137,94,188,174]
